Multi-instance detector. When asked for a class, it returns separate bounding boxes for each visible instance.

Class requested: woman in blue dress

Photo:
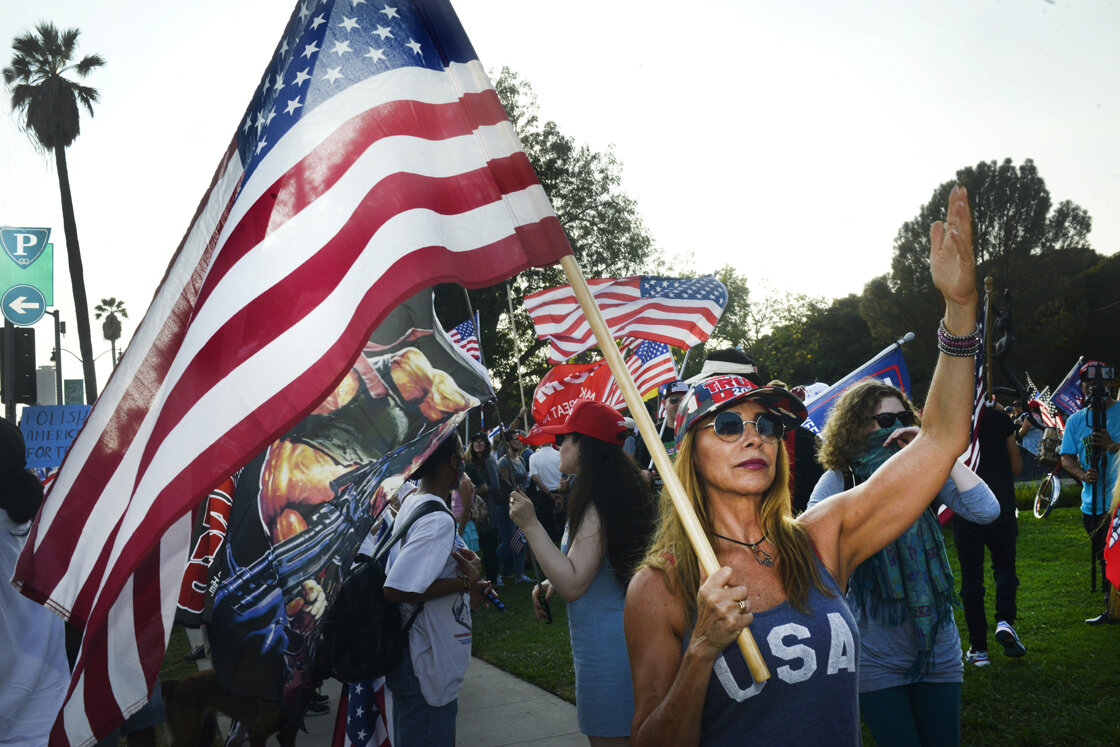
[510,399,656,745]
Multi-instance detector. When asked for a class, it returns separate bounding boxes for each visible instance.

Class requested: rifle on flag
[13,1,572,741]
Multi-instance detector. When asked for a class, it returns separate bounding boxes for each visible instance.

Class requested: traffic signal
[1,325,37,405]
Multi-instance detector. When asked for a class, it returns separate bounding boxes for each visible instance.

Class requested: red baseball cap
[540,399,628,445]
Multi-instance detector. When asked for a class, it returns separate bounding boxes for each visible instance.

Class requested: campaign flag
[333,678,392,747]
[1051,357,1086,416]
[802,338,913,435]
[207,290,492,712]
[447,314,482,364]
[524,275,728,364]
[13,1,571,742]
[532,362,607,426]
[601,340,678,409]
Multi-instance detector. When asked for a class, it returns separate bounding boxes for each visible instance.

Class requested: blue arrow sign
[2,283,46,326]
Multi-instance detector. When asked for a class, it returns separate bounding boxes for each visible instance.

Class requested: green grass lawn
[471,507,1120,746]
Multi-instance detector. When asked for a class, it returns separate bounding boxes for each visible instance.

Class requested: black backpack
[322,499,452,683]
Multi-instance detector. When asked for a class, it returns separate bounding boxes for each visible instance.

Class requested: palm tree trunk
[54,145,98,401]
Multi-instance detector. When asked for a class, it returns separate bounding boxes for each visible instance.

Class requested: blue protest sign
[19,404,92,468]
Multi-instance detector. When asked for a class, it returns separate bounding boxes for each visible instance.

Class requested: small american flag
[333,678,392,747]
[524,275,727,364]
[14,1,571,743]
[447,315,482,363]
[510,527,526,553]
[602,340,678,409]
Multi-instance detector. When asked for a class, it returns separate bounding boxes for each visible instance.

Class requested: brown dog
[161,669,298,747]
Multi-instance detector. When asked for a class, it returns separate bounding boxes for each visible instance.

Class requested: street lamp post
[46,309,63,406]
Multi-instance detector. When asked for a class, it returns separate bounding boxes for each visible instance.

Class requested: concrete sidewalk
[184,629,583,745]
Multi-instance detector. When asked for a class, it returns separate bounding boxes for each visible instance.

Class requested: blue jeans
[491,503,525,577]
[386,649,458,746]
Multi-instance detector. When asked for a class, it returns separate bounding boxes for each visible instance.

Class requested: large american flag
[602,339,678,408]
[447,315,482,363]
[524,275,728,363]
[13,1,570,744]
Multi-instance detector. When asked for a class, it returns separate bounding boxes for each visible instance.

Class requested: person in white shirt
[529,442,567,540]
[383,433,494,746]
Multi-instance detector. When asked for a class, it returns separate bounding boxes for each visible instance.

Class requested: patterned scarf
[848,427,957,679]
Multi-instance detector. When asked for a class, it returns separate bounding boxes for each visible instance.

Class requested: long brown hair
[567,435,656,585]
[816,380,921,471]
[638,427,830,616]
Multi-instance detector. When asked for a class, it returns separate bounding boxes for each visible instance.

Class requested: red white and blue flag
[802,339,912,435]
[960,320,987,471]
[524,275,727,364]
[601,340,678,409]
[333,678,392,747]
[13,1,571,744]
[447,315,482,363]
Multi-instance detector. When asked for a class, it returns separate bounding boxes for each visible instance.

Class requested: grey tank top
[684,556,861,746]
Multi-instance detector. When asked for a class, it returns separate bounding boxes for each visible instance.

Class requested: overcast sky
[3,0,1118,389]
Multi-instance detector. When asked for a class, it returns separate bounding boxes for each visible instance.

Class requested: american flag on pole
[447,315,482,363]
[601,340,678,409]
[523,275,728,364]
[13,1,571,743]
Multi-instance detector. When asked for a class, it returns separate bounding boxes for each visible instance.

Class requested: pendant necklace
[713,532,774,567]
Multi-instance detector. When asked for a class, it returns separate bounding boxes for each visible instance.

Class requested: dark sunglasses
[871,410,917,429]
[554,433,572,446]
[666,394,684,405]
[702,411,785,444]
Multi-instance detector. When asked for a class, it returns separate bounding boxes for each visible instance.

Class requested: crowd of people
[4,186,1117,747]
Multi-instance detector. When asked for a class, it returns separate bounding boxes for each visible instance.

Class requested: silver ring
[737,600,747,614]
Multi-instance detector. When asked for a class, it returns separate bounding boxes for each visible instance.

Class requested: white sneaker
[964,648,990,667]
[994,620,1026,657]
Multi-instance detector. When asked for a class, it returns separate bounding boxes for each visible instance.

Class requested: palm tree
[94,296,127,365]
[4,23,105,400]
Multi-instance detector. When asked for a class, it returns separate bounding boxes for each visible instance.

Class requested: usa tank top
[685,556,861,746]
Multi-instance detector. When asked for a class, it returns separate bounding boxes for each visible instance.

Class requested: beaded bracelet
[936,319,981,357]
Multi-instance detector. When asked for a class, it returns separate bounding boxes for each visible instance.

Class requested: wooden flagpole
[506,282,528,411]
[558,255,770,682]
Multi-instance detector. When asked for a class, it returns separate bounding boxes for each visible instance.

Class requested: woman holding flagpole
[510,399,656,745]
[624,186,980,746]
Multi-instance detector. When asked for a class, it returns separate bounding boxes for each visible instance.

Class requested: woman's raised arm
[803,186,979,580]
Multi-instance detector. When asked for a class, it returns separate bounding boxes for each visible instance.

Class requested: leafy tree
[435,68,658,423]
[4,23,104,400]
[94,296,127,365]
[750,294,881,387]
[861,158,1097,398]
